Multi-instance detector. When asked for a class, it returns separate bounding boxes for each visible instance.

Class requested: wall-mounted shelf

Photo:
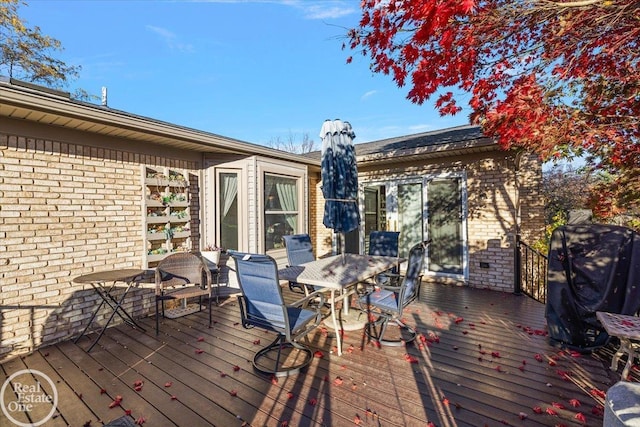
[143,166,192,268]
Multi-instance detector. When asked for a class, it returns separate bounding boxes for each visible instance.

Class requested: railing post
[514,233,522,295]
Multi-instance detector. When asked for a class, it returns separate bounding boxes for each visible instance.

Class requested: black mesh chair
[229,251,325,377]
[368,231,400,287]
[358,240,428,346]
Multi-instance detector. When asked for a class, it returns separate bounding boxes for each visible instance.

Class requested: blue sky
[20,0,471,147]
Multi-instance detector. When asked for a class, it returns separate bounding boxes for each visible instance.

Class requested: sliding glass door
[361,175,466,278]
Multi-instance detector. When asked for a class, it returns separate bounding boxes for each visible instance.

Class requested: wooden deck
[1,283,627,427]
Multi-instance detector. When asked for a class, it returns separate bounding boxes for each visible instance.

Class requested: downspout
[513,150,524,295]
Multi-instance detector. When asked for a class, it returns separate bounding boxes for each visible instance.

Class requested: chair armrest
[290,289,326,310]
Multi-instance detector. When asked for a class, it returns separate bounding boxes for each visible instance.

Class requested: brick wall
[358,150,543,293]
[0,132,199,361]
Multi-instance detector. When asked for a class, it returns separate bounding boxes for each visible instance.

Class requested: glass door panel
[397,183,424,258]
[427,178,463,275]
[219,172,239,251]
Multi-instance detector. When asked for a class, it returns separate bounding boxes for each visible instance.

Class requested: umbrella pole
[340,232,346,265]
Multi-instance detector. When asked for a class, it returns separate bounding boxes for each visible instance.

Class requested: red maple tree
[347,0,639,219]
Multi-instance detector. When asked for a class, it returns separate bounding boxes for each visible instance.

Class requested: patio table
[279,254,401,356]
[596,311,640,380]
[73,268,153,352]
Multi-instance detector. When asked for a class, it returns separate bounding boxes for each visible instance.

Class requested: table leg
[621,339,638,380]
[330,289,342,356]
[85,282,145,352]
[74,285,107,344]
[611,339,628,371]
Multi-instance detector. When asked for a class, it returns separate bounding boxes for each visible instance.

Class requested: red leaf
[170,395,177,400]
[133,379,143,387]
[287,392,294,400]
[590,388,606,399]
[229,390,237,396]
[532,406,543,414]
[195,349,204,354]
[135,416,146,425]
[545,407,558,416]
[164,381,173,387]
[569,398,581,407]
[534,354,543,362]
[308,398,317,406]
[334,376,344,386]
[314,350,324,358]
[575,412,587,423]
[253,339,261,345]
[491,351,501,358]
[197,336,205,342]
[354,414,362,425]
[404,354,419,363]
[271,376,278,385]
[455,317,464,324]
[552,402,565,409]
[233,365,240,372]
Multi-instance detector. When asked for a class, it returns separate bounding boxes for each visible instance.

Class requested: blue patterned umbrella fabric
[320,119,360,240]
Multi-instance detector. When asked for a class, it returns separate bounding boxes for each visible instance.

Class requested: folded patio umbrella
[320,119,360,261]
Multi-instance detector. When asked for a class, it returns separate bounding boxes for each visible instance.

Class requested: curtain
[221,173,238,219]
[276,178,297,231]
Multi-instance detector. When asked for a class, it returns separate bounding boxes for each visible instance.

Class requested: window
[219,172,239,251]
[264,174,298,251]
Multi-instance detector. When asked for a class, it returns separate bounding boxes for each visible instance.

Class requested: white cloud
[361,90,377,100]
[146,25,195,53]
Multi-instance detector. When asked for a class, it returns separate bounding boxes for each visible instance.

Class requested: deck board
[1,283,626,427]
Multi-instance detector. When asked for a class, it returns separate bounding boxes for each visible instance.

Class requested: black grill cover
[545,224,640,351]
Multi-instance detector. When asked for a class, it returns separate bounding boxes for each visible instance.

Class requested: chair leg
[365,315,417,347]
[155,299,160,336]
[253,334,313,377]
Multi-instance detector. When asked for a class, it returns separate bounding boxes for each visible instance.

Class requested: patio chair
[283,233,317,294]
[155,252,213,335]
[358,240,427,346]
[229,251,326,377]
[368,230,400,287]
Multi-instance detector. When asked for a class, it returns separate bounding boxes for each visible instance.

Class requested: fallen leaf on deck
[287,392,294,399]
[308,398,317,406]
[334,377,344,386]
[195,349,204,354]
[575,412,586,423]
[545,407,557,416]
[233,365,241,372]
[404,354,419,363]
[230,390,237,396]
[108,395,123,408]
[354,414,362,425]
[532,406,542,414]
[164,381,173,387]
[135,416,146,425]
[197,336,204,342]
[313,350,324,358]
[569,398,581,407]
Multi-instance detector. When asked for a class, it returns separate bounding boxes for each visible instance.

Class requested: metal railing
[514,234,548,304]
